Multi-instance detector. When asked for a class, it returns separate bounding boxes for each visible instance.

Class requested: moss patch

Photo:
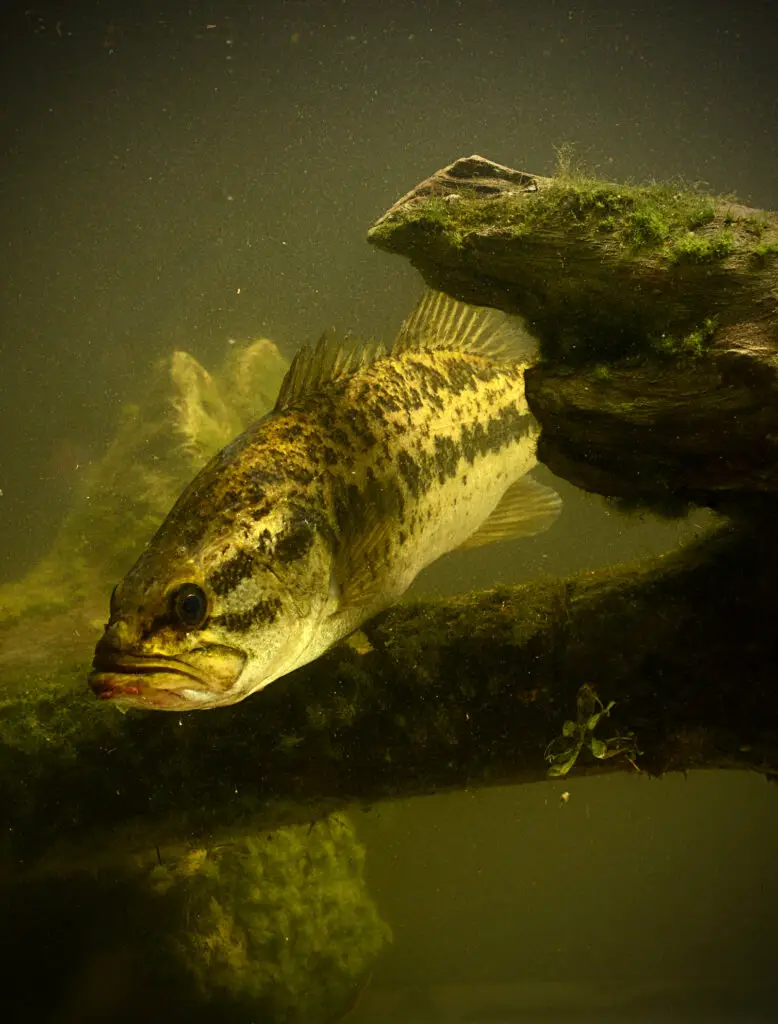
[669,230,736,265]
[369,167,778,370]
[369,176,724,263]
[148,818,390,1021]
[750,241,778,266]
[648,316,719,361]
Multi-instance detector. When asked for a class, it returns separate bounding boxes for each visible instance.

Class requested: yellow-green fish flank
[90,290,561,710]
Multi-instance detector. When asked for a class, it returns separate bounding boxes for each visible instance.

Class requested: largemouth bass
[90,290,561,710]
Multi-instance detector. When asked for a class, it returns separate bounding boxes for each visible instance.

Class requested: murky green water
[353,771,778,1021]
[2,2,776,1021]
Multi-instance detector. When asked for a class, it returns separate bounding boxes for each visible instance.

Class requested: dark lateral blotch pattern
[208,550,256,597]
[211,596,283,633]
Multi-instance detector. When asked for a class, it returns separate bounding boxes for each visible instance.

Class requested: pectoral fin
[459,475,562,550]
[332,518,397,613]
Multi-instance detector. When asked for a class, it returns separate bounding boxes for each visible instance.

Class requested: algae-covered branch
[368,154,778,508]
[3,517,778,878]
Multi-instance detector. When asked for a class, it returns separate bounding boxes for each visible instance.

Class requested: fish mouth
[89,650,241,711]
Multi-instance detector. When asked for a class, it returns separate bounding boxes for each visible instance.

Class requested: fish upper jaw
[90,625,247,710]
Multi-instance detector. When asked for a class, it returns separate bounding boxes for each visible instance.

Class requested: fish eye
[170,583,209,629]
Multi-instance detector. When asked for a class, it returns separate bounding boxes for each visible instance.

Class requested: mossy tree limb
[3,520,777,878]
[368,155,778,506]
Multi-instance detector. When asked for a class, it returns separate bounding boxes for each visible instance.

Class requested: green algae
[369,176,723,263]
[750,241,778,265]
[0,340,289,630]
[648,316,719,361]
[0,815,390,1023]
[669,230,736,264]
[369,166,777,370]
[146,816,390,1022]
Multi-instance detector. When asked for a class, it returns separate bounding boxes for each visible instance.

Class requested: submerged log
[368,155,778,508]
[2,517,777,879]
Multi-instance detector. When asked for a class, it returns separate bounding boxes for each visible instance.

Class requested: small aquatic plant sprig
[545,683,641,778]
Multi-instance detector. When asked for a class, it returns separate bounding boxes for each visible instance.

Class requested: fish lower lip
[89,674,203,709]
[88,657,209,706]
[89,664,209,703]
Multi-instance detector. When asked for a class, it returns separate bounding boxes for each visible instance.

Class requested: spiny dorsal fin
[274,290,536,412]
[458,475,562,550]
[394,289,537,363]
[274,331,385,412]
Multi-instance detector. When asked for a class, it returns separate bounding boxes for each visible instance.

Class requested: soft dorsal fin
[274,289,536,412]
[459,475,562,550]
[393,289,537,363]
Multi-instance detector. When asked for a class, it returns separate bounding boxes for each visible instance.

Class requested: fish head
[90,514,330,711]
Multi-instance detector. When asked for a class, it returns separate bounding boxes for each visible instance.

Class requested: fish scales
[90,290,561,710]
[196,355,530,605]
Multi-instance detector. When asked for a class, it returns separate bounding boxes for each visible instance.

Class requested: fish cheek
[141,623,194,657]
[208,592,284,636]
[239,601,309,688]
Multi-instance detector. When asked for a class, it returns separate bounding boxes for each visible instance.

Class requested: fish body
[90,291,560,710]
